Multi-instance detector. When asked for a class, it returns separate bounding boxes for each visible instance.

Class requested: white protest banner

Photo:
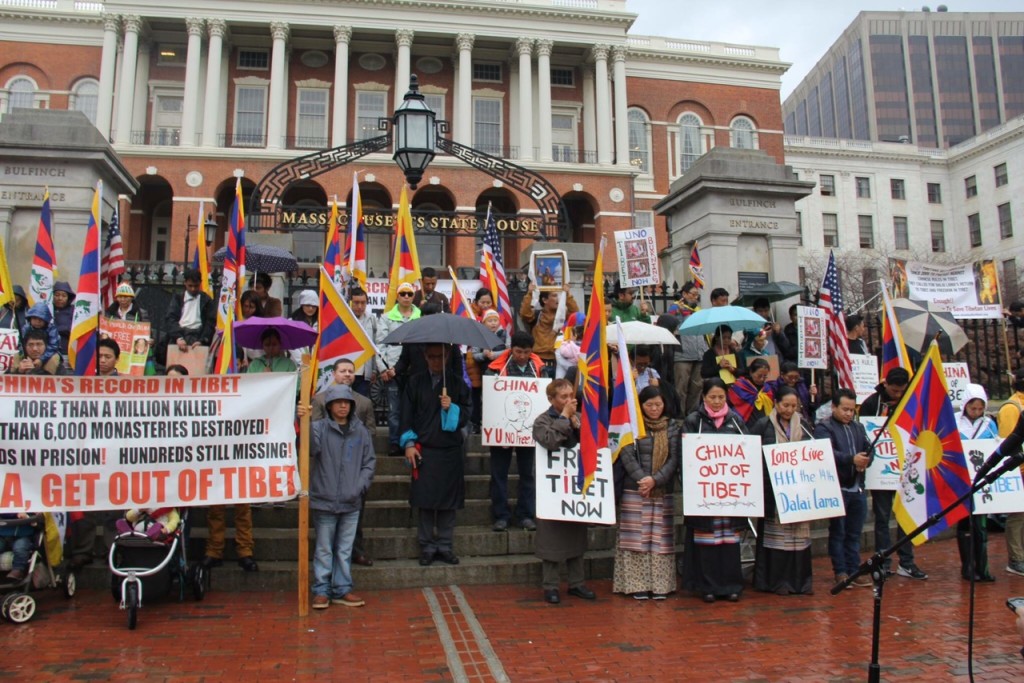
[861,416,899,490]
[763,439,844,523]
[613,227,660,288]
[480,375,551,447]
[0,328,19,373]
[363,277,455,315]
[535,445,616,525]
[796,306,827,370]
[682,433,764,517]
[944,363,970,408]
[962,439,1024,515]
[900,258,1001,319]
[850,354,879,405]
[0,373,300,512]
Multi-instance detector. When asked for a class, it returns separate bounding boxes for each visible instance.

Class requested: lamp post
[184,212,216,266]
[391,75,436,189]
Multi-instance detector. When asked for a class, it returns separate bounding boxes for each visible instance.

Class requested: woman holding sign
[612,386,681,600]
[750,386,815,595]
[682,378,748,603]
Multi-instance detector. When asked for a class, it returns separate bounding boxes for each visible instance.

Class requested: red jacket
[487,349,545,377]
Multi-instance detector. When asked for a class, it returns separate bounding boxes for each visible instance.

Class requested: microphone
[974,411,1024,482]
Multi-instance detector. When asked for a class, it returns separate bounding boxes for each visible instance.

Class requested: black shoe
[353,555,374,567]
[492,519,509,532]
[727,593,740,602]
[237,557,259,572]
[419,551,434,566]
[519,518,537,531]
[544,589,560,604]
[702,594,716,603]
[568,585,596,600]
[437,551,460,565]
[201,556,223,569]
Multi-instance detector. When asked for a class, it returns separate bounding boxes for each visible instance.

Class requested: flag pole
[297,352,312,616]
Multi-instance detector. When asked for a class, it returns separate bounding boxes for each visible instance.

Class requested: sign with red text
[100,317,151,375]
[0,329,19,373]
[762,439,844,523]
[682,434,764,517]
[962,439,1024,514]
[861,416,899,491]
[535,445,615,525]
[364,277,454,315]
[481,375,551,447]
[0,373,300,512]
[613,227,659,287]
[944,363,970,408]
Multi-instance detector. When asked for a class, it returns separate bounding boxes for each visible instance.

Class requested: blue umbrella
[678,306,767,336]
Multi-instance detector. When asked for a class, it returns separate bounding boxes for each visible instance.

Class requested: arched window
[71,79,100,125]
[627,108,650,174]
[5,77,36,113]
[679,113,703,173]
[730,116,757,149]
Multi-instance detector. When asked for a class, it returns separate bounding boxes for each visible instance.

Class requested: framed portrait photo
[531,250,568,291]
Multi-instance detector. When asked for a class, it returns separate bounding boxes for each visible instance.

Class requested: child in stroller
[0,513,76,624]
[115,507,181,542]
[0,513,33,582]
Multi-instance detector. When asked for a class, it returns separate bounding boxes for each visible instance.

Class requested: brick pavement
[2,537,1024,682]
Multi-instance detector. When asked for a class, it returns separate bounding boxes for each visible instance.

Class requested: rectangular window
[1000,202,1014,239]
[927,182,942,204]
[472,62,502,83]
[238,49,270,70]
[232,86,266,146]
[472,97,502,155]
[858,215,874,249]
[893,216,909,250]
[355,91,387,142]
[820,174,835,197]
[157,45,186,66]
[295,89,328,148]
[890,178,906,200]
[855,176,871,199]
[1004,259,1019,303]
[551,67,574,86]
[969,213,982,247]
[965,175,978,198]
[551,113,576,163]
[796,211,803,246]
[995,162,1009,187]
[823,213,839,248]
[931,220,946,253]
[634,211,654,229]
[423,94,445,128]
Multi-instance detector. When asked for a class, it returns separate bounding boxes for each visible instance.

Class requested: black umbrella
[731,281,804,306]
[890,298,969,354]
[380,313,504,349]
[212,244,298,273]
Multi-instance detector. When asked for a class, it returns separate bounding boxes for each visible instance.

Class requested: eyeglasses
[398,292,414,297]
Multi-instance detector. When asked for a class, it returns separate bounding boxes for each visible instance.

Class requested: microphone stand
[829,451,1024,683]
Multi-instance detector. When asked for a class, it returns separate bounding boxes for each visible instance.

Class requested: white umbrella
[604,320,679,346]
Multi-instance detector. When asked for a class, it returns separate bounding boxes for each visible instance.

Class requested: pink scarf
[704,402,729,428]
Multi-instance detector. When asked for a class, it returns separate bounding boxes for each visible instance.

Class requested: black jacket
[164,291,216,346]
[619,420,681,493]
[860,383,899,418]
[813,416,871,489]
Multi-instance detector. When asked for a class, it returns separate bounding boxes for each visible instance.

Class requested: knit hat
[481,308,500,322]
[116,283,135,298]
[397,282,416,294]
[297,289,318,308]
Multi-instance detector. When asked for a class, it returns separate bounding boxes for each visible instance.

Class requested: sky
[624,0,1022,100]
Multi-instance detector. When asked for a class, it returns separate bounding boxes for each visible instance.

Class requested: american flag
[818,250,854,391]
[479,204,512,333]
[100,207,124,308]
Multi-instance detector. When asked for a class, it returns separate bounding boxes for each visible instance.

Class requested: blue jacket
[813,416,871,490]
[21,302,61,366]
[310,415,376,514]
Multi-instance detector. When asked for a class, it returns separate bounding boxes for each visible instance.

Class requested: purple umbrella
[233,316,317,350]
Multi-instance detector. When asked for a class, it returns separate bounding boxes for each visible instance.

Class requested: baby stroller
[108,508,206,630]
[0,514,77,624]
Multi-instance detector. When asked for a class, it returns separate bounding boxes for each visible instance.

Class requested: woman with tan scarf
[612,385,681,599]
[749,385,815,595]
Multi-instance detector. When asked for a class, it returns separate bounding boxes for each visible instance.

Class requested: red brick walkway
[3,538,1024,682]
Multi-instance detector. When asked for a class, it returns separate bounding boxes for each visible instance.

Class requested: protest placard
[762,439,844,523]
[166,344,210,376]
[535,445,615,524]
[944,362,970,408]
[0,373,300,512]
[850,354,879,404]
[861,416,899,490]
[100,317,151,375]
[962,439,1024,515]
[613,227,660,288]
[480,375,551,447]
[0,328,19,373]
[895,258,1002,319]
[682,433,764,517]
[797,306,827,370]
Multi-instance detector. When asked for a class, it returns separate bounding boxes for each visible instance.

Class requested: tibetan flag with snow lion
[888,343,971,544]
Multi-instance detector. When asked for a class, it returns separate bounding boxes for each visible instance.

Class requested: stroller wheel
[192,565,207,601]
[1,593,13,620]
[5,593,36,624]
[62,570,77,599]
[125,582,139,630]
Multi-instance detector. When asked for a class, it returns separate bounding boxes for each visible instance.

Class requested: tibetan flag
[888,343,972,544]
[479,204,513,334]
[194,205,213,298]
[218,180,245,332]
[688,241,704,290]
[324,198,343,291]
[727,375,775,424]
[69,183,101,376]
[608,320,645,462]
[0,235,13,308]
[880,286,910,380]
[384,184,420,312]
[215,301,236,375]
[316,265,379,391]
[231,179,247,305]
[29,188,58,309]
[577,236,609,491]
[447,267,475,320]
[342,174,368,292]
[100,207,124,308]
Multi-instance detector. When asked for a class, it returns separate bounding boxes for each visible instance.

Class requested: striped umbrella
[890,298,969,354]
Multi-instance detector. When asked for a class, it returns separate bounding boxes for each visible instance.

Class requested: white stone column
[202,19,226,147]
[592,44,612,165]
[582,65,596,163]
[394,29,414,110]
[96,12,119,138]
[332,26,352,147]
[516,37,534,161]
[114,15,142,144]
[536,39,553,162]
[131,40,150,137]
[179,17,204,147]
[612,45,629,167]
[455,33,474,146]
[267,21,289,149]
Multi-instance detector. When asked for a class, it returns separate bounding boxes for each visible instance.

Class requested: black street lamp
[184,212,216,265]
[391,75,436,190]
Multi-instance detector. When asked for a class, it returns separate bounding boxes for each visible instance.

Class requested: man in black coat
[164,269,216,351]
